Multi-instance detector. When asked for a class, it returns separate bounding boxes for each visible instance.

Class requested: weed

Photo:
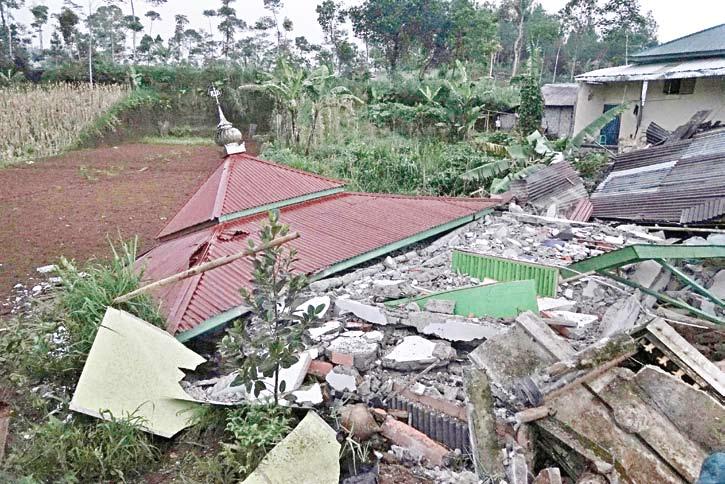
[56,238,165,370]
[220,405,295,479]
[140,135,212,146]
[6,412,159,482]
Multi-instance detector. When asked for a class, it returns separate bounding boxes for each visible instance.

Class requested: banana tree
[303,65,362,155]
[240,58,309,146]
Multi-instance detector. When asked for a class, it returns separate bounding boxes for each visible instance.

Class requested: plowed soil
[0,143,223,295]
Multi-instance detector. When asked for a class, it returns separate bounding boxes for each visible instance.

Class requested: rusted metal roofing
[510,161,589,215]
[591,130,725,224]
[140,192,500,335]
[157,153,345,239]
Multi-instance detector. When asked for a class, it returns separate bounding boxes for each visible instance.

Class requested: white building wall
[572,76,725,147]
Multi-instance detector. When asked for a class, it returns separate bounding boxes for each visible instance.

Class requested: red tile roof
[140,192,500,334]
[157,153,345,239]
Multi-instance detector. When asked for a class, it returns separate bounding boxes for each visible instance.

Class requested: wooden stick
[113,232,300,304]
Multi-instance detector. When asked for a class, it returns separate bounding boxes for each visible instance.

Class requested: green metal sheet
[562,244,725,279]
[385,280,539,318]
[452,250,559,297]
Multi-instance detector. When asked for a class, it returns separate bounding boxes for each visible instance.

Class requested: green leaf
[459,159,511,181]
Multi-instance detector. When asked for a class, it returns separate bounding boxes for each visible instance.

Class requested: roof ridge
[232,153,346,186]
[633,23,725,58]
[344,191,502,203]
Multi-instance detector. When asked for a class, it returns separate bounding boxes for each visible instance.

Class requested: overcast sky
[15,0,725,50]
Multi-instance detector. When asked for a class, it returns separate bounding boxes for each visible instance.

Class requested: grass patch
[5,412,159,483]
[141,136,213,146]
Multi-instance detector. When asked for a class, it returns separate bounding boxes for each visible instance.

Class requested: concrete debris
[372,279,416,301]
[599,290,641,337]
[325,332,381,371]
[325,366,358,393]
[423,298,456,314]
[335,297,388,325]
[292,383,324,406]
[406,311,504,342]
[243,412,340,484]
[382,336,456,371]
[308,320,342,341]
[708,270,725,300]
[294,296,330,319]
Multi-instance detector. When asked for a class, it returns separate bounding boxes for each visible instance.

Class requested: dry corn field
[0,83,129,166]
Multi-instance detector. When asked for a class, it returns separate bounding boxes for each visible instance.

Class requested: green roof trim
[175,305,250,343]
[385,280,539,318]
[218,187,346,223]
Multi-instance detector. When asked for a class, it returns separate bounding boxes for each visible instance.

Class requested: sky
[14,0,725,50]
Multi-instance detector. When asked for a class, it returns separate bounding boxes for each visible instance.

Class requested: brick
[307,359,333,378]
[329,351,354,367]
[380,416,448,467]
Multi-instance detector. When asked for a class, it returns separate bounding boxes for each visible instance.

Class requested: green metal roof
[632,24,725,63]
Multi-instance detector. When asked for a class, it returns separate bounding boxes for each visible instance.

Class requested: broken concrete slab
[309,277,343,293]
[708,270,725,300]
[630,260,662,288]
[469,313,573,396]
[325,332,380,371]
[335,297,388,325]
[325,366,358,393]
[537,297,575,311]
[70,307,204,438]
[308,320,342,341]
[634,365,724,450]
[380,416,449,467]
[404,311,505,342]
[600,290,641,337]
[372,279,416,301]
[292,383,324,406]
[382,336,456,371]
[424,299,456,315]
[533,468,562,484]
[464,368,504,477]
[243,412,340,484]
[592,368,708,482]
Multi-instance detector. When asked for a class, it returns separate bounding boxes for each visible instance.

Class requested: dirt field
[0,143,223,295]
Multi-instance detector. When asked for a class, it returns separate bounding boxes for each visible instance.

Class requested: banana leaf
[460,159,511,181]
[566,103,630,155]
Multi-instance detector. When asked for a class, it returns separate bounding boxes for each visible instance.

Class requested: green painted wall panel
[386,280,539,318]
[452,250,559,297]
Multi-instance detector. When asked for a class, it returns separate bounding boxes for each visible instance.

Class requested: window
[663,78,696,95]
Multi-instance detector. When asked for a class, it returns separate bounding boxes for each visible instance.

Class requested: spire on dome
[209,86,245,155]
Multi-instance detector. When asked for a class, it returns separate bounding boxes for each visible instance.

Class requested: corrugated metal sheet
[158,153,345,239]
[140,193,500,334]
[592,130,725,224]
[510,161,589,212]
[568,197,593,222]
[451,250,559,297]
[576,57,725,83]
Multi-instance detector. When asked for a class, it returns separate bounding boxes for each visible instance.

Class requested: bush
[7,413,158,482]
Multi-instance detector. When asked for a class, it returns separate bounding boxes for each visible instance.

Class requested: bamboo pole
[113,232,300,304]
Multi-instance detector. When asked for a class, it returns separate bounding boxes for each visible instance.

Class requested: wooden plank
[646,318,725,398]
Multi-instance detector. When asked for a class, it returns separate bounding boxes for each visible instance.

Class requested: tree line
[0,0,657,83]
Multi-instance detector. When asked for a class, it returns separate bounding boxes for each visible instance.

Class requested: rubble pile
[181,211,724,482]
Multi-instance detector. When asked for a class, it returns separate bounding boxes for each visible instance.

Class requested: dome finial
[209,86,245,154]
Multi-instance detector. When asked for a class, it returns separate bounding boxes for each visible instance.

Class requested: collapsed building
[60,105,725,483]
